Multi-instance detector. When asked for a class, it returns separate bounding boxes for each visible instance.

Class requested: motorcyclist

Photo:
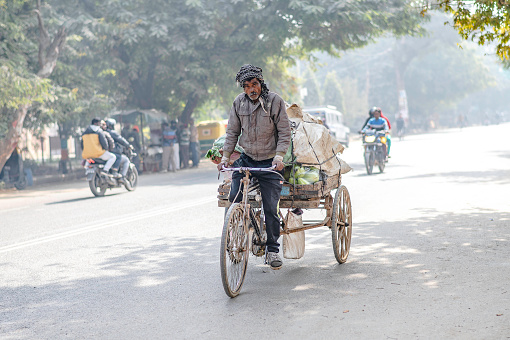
[361,107,392,157]
[362,109,389,159]
[104,118,133,182]
[81,117,116,176]
[100,119,121,179]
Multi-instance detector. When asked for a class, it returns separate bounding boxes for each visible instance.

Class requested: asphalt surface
[0,123,509,339]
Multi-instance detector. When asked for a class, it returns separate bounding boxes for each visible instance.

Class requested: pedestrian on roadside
[179,122,191,169]
[189,118,200,168]
[161,121,178,172]
[129,125,142,174]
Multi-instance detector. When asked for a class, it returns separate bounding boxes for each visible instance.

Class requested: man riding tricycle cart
[211,65,352,298]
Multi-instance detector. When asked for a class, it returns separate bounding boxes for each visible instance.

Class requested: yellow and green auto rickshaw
[197,120,228,156]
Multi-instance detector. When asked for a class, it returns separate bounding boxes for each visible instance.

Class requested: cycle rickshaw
[217,165,352,298]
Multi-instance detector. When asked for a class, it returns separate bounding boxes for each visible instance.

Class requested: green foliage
[0,66,54,137]
[323,71,345,113]
[1,0,427,140]
[303,68,323,107]
[428,1,510,60]
[305,13,497,129]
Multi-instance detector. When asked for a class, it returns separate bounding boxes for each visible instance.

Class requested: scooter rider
[81,117,116,176]
[104,118,132,182]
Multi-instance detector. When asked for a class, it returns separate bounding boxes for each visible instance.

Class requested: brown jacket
[223,91,291,161]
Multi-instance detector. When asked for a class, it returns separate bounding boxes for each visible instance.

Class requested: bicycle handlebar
[220,164,277,172]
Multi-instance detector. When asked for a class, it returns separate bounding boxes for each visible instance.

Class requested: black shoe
[266,252,282,270]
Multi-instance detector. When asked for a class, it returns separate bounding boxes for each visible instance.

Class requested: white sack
[286,104,351,176]
[283,209,305,259]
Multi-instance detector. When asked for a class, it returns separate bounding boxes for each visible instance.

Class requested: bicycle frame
[221,165,280,251]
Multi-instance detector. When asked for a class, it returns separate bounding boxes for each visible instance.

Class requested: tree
[427,1,510,60]
[303,67,323,107]
[0,0,67,171]
[306,12,495,129]
[323,71,344,113]
[75,0,426,123]
[1,0,427,169]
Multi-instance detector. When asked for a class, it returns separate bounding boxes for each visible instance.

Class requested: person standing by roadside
[129,125,142,174]
[189,118,200,168]
[179,122,191,169]
[161,122,178,172]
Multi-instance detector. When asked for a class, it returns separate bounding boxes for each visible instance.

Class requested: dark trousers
[190,141,199,167]
[112,152,122,170]
[228,154,283,253]
[179,144,190,168]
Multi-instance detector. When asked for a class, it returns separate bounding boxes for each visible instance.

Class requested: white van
[303,106,350,147]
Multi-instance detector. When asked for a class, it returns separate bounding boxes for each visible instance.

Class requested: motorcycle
[362,129,387,175]
[84,150,138,197]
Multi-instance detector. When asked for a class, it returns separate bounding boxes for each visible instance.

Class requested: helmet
[369,107,381,116]
[105,118,116,130]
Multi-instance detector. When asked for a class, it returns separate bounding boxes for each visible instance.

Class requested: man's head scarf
[235,64,269,100]
[236,64,263,85]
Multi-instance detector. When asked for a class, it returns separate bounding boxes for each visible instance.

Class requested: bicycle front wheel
[220,203,249,298]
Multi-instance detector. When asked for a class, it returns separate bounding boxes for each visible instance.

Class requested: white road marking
[0,197,217,253]
[0,206,30,213]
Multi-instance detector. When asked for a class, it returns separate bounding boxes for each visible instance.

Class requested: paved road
[0,123,509,339]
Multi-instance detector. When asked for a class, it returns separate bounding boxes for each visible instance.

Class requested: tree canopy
[427,1,510,60]
[1,0,428,170]
[305,13,500,129]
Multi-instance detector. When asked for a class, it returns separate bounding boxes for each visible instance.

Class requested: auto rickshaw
[197,120,228,156]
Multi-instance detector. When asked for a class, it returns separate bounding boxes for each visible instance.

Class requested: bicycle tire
[220,203,249,297]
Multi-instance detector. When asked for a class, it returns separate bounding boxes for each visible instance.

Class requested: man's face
[100,120,107,130]
[374,111,381,119]
[243,78,262,101]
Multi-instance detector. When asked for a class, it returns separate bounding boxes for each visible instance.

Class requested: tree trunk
[393,39,410,121]
[395,65,409,121]
[0,105,29,171]
[180,92,201,124]
[130,55,159,109]
[0,3,66,172]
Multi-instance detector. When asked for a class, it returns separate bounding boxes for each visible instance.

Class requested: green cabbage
[297,178,311,185]
[301,168,320,183]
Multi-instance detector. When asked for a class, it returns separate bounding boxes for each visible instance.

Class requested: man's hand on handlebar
[217,156,230,171]
[272,155,284,171]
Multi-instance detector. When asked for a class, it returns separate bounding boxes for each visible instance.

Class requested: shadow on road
[1,209,509,338]
[383,169,510,185]
[45,192,125,205]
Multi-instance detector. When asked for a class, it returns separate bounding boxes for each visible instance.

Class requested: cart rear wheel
[220,203,249,297]
[331,185,352,264]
